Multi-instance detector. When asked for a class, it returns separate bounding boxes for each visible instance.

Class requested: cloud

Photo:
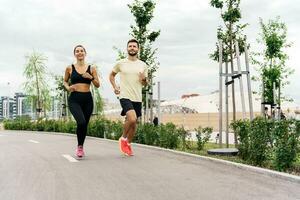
[0,0,299,103]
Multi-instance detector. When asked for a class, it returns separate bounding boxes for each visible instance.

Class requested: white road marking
[28,140,40,144]
[62,154,79,163]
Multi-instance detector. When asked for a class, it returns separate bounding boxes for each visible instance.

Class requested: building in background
[0,96,14,120]
[50,96,61,119]
[1,93,32,120]
[12,93,32,119]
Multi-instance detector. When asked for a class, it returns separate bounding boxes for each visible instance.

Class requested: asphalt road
[0,130,299,200]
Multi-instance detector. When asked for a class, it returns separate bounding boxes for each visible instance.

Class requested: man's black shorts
[120,98,142,118]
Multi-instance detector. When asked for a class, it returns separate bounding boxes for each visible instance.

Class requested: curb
[132,142,300,184]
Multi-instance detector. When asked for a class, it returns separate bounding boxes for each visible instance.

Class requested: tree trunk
[34,62,41,119]
[229,24,237,124]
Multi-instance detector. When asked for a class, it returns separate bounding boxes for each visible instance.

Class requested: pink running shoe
[76,146,84,158]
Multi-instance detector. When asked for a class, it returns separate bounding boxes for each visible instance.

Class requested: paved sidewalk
[0,130,299,200]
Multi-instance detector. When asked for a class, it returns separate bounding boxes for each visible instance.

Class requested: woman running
[63,45,100,158]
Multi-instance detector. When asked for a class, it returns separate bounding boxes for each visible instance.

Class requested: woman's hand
[82,72,94,80]
[69,85,77,92]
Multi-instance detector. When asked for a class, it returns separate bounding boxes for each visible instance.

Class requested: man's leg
[121,118,130,138]
[123,110,137,141]
[119,109,136,155]
[127,119,137,143]
[123,110,137,156]
[127,102,141,143]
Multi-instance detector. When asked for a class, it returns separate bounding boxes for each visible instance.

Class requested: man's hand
[114,85,120,95]
[139,72,146,83]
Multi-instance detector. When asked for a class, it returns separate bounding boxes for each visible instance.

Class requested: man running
[109,39,148,156]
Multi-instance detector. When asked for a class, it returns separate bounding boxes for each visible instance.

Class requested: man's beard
[128,51,138,56]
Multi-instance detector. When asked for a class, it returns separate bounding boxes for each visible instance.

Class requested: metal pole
[157,81,161,125]
[230,51,236,125]
[7,82,11,119]
[65,91,69,118]
[183,98,186,128]
[145,91,149,123]
[92,87,96,115]
[235,41,246,119]
[225,62,229,148]
[244,42,254,120]
[218,40,223,147]
[261,80,265,116]
[273,82,276,119]
[278,80,281,120]
[150,79,154,122]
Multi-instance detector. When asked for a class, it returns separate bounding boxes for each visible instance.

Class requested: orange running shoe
[119,137,128,155]
[126,143,133,156]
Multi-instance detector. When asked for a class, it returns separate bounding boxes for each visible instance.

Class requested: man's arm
[141,76,148,86]
[109,71,120,94]
[139,71,148,86]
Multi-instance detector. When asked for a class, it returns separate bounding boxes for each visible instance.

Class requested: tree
[128,0,160,77]
[41,87,52,118]
[252,17,293,115]
[115,0,160,122]
[54,75,69,119]
[210,0,247,123]
[23,52,51,119]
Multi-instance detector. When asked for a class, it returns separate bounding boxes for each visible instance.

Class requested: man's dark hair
[127,39,139,48]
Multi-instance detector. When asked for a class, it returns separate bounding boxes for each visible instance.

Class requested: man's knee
[127,117,137,125]
[126,110,137,125]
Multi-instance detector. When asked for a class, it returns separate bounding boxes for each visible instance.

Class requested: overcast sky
[0,0,299,104]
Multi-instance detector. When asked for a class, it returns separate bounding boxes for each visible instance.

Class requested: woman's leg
[80,95,93,145]
[69,101,86,146]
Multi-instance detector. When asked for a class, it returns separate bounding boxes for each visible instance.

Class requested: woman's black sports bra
[70,64,92,85]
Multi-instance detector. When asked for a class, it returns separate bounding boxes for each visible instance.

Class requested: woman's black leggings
[68,91,93,146]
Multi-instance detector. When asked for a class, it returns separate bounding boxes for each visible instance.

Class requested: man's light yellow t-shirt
[113,58,148,102]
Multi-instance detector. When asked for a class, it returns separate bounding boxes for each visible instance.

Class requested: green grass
[176,141,300,175]
[176,141,247,163]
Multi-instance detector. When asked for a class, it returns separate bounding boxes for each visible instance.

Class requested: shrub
[231,119,251,160]
[273,120,300,171]
[158,123,179,149]
[109,121,123,140]
[88,117,106,138]
[248,117,272,166]
[195,126,212,151]
[177,126,191,150]
[135,123,158,145]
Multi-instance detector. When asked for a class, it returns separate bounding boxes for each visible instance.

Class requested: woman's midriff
[73,83,91,92]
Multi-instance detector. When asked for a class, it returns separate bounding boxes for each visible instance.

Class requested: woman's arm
[63,66,76,92]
